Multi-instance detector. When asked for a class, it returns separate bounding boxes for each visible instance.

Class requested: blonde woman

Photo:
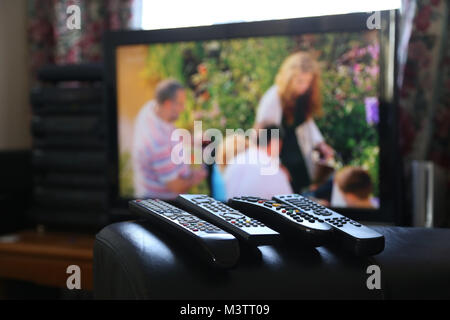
[255,51,334,192]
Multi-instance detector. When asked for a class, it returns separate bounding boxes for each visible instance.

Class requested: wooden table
[0,230,94,291]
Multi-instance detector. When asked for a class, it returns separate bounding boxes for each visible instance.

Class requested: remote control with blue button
[228,196,332,247]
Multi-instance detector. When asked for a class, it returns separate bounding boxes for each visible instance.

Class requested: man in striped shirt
[132,79,206,199]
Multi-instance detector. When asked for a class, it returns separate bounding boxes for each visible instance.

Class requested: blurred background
[0,0,447,299]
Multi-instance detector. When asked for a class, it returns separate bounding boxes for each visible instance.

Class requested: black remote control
[129,199,240,268]
[176,194,280,245]
[273,194,385,256]
[228,196,333,247]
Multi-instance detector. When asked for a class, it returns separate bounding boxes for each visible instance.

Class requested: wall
[0,0,31,150]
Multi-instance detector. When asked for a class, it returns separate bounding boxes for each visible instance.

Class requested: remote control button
[221,212,244,220]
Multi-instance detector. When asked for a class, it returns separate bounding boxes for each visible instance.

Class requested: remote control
[129,199,240,268]
[176,194,280,245]
[273,194,385,256]
[228,196,333,247]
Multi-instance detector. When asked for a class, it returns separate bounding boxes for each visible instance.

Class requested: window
[136,0,401,30]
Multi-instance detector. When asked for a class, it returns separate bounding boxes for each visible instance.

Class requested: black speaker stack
[30,64,109,228]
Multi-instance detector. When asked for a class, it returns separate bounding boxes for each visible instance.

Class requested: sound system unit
[29,64,109,228]
[36,64,104,82]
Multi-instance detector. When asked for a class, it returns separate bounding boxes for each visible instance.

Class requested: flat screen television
[104,10,401,223]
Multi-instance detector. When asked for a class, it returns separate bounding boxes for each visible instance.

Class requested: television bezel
[103,10,401,223]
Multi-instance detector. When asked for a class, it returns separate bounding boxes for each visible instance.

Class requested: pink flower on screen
[367,44,379,60]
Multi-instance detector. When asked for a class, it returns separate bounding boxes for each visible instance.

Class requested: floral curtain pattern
[399,0,449,162]
[399,0,449,222]
[28,0,133,76]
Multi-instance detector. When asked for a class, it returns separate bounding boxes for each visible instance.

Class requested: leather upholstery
[93,221,450,299]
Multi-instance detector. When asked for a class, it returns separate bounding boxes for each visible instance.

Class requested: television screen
[115,28,381,210]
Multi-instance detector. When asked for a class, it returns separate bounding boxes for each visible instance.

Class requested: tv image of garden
[116,30,380,207]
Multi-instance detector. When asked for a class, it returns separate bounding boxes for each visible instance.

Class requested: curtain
[28,0,134,76]
[399,0,449,223]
